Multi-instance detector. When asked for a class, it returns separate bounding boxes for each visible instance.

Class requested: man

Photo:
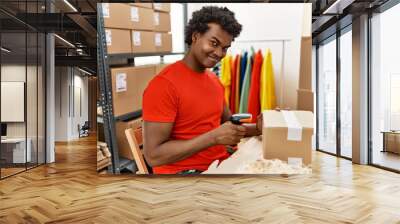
[142,6,262,174]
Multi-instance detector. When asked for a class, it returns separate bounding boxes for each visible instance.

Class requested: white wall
[187,3,311,109]
[55,67,89,141]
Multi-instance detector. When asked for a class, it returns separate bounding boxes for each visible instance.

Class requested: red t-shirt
[142,60,229,174]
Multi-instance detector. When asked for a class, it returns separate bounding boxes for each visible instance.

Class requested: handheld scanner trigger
[230,113,252,125]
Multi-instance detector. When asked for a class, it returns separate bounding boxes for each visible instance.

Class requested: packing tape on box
[281,110,302,141]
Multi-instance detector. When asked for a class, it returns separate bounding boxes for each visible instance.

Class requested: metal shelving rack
[97,4,187,174]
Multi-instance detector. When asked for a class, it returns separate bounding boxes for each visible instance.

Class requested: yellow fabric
[260,49,276,110]
[219,55,231,106]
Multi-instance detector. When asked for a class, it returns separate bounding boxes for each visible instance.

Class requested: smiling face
[190,23,233,69]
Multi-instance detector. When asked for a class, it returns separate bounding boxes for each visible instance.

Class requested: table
[1,138,32,164]
[203,137,311,174]
[381,131,400,154]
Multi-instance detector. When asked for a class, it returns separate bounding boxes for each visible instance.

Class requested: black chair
[79,121,90,138]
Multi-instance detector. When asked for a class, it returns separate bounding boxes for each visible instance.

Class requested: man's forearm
[147,131,217,167]
[243,123,262,137]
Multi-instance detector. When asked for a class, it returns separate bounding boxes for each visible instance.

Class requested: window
[371,2,400,171]
[317,36,337,155]
[339,28,352,158]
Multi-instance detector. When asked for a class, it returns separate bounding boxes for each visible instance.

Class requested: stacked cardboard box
[152,3,172,53]
[103,3,172,54]
[103,3,132,54]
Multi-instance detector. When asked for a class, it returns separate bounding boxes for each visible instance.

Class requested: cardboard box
[262,110,314,165]
[103,3,154,31]
[111,65,156,117]
[154,32,172,53]
[131,30,156,53]
[130,3,153,9]
[115,118,142,160]
[129,6,154,31]
[153,12,171,32]
[153,3,170,12]
[105,28,132,54]
[103,3,131,29]
[298,36,312,90]
[297,89,314,112]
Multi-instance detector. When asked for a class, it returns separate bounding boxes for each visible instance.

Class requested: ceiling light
[1,47,11,53]
[54,34,75,48]
[63,0,78,12]
[78,67,93,76]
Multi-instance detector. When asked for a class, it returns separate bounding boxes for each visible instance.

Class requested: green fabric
[239,51,253,113]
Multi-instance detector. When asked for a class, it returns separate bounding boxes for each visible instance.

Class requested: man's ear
[192,32,200,44]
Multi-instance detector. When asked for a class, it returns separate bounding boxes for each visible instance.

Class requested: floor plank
[0,135,400,223]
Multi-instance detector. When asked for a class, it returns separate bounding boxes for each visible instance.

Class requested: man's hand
[256,114,263,134]
[210,121,246,145]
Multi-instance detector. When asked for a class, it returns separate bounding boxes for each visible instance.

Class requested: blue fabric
[239,52,248,96]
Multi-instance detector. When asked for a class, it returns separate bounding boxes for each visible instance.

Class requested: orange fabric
[235,55,241,113]
[142,60,229,174]
[248,50,263,123]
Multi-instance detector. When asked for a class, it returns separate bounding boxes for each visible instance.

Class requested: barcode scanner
[230,113,252,125]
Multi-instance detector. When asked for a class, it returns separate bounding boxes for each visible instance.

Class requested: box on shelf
[262,110,314,166]
[153,12,171,32]
[102,3,154,31]
[105,28,131,54]
[129,6,154,31]
[152,3,170,12]
[102,3,131,29]
[130,3,153,9]
[111,65,156,117]
[131,30,156,53]
[297,89,314,112]
[154,32,172,53]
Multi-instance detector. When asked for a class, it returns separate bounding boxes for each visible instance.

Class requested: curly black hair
[184,6,242,46]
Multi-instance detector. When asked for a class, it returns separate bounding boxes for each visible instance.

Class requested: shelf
[115,110,142,122]
[108,52,185,60]
[97,115,104,124]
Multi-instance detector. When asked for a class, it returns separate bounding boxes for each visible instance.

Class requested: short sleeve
[142,76,178,122]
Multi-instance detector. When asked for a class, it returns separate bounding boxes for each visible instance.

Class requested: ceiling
[0,0,97,74]
[0,0,397,74]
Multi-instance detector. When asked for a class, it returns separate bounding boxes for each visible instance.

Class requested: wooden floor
[1,135,400,223]
[373,151,400,171]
